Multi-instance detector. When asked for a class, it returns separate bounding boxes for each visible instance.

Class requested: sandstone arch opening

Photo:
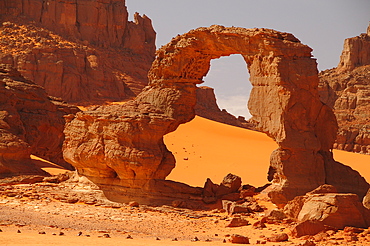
[203,54,251,119]
[164,54,277,188]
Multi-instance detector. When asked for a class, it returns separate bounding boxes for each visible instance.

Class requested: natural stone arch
[138,25,339,205]
[64,25,369,206]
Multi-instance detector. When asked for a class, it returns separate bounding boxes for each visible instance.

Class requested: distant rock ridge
[195,86,256,130]
[0,0,156,104]
[0,0,155,53]
[319,23,370,154]
[337,22,370,72]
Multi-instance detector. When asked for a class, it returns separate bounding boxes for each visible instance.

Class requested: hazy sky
[126,0,369,118]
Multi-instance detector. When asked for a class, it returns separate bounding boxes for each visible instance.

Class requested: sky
[126,0,370,118]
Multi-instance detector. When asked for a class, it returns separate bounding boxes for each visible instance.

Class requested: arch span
[138,25,339,205]
[64,26,369,206]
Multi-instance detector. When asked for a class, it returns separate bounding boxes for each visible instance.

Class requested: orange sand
[165,116,370,187]
[333,149,370,183]
[2,116,369,246]
[31,155,68,175]
[165,116,278,187]
[0,230,227,246]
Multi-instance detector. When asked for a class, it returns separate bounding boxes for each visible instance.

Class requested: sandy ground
[165,116,370,187]
[0,186,307,246]
[1,116,370,245]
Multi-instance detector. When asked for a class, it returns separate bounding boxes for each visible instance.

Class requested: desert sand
[165,116,370,187]
[1,116,370,245]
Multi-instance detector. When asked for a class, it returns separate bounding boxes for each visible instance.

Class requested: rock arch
[64,26,369,206]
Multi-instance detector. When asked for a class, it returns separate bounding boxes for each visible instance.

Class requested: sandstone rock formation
[337,23,370,72]
[229,234,250,244]
[284,191,370,229]
[290,220,326,238]
[63,25,369,205]
[195,86,256,129]
[319,24,370,154]
[0,56,78,176]
[0,0,155,104]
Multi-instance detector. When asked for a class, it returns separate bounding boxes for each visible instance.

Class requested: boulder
[252,218,267,229]
[240,185,256,198]
[221,173,242,192]
[203,175,241,201]
[284,193,370,229]
[227,217,249,227]
[267,209,287,221]
[290,220,326,238]
[229,203,252,215]
[229,234,250,244]
[267,233,289,242]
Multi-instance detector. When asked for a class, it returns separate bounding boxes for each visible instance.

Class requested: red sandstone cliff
[337,24,370,72]
[319,24,370,154]
[0,0,156,104]
[0,56,79,176]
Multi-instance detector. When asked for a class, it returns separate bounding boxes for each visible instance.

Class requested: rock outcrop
[0,56,79,176]
[0,0,156,104]
[64,25,369,206]
[337,23,370,72]
[284,189,370,229]
[195,86,256,129]
[319,24,370,154]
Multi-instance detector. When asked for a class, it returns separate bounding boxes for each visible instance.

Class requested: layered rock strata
[0,0,156,104]
[0,56,78,176]
[337,23,370,72]
[319,24,370,154]
[64,25,369,206]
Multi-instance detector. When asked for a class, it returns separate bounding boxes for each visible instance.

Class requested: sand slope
[164,116,277,187]
[165,116,370,187]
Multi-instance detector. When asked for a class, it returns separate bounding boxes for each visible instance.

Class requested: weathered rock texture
[337,24,370,72]
[195,86,256,130]
[284,191,370,229]
[319,24,370,154]
[0,0,155,104]
[64,25,369,205]
[0,56,78,176]
[364,188,370,209]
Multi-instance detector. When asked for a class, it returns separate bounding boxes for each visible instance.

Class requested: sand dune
[30,115,370,188]
[164,116,277,187]
[333,149,370,184]
[165,116,370,187]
